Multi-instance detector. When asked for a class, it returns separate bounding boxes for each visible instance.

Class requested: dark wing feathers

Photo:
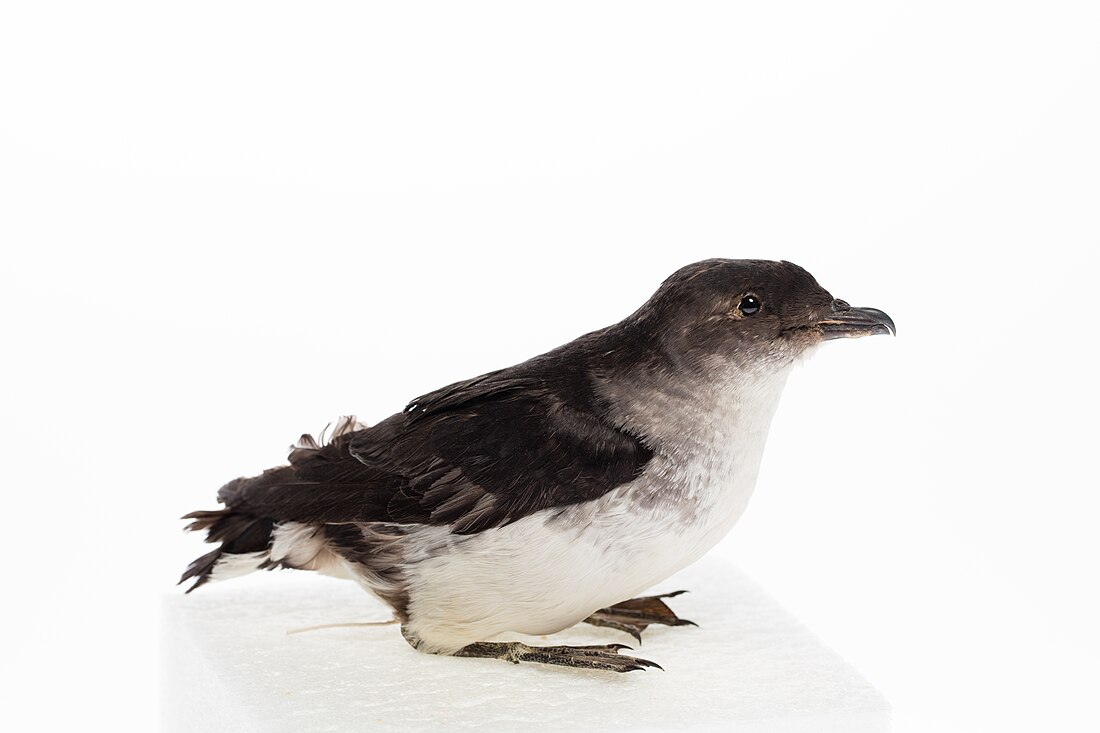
[218,372,653,533]
[402,368,527,417]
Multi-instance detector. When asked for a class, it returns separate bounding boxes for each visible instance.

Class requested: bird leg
[401,627,660,672]
[583,590,696,643]
[454,641,662,673]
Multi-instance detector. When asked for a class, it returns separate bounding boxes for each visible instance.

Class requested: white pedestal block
[163,555,889,732]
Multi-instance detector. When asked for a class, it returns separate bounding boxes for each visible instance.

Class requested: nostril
[832,299,851,312]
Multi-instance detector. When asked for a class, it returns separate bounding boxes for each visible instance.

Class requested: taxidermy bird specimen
[181,259,894,672]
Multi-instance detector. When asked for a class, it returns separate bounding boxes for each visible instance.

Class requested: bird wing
[218,375,653,534]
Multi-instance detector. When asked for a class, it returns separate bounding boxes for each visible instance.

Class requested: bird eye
[738,295,761,315]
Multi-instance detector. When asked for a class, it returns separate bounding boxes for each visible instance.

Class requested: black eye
[739,295,761,315]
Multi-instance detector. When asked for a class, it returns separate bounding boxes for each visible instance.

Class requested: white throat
[596,360,797,576]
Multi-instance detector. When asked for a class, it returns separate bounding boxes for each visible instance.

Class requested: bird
[180,258,894,673]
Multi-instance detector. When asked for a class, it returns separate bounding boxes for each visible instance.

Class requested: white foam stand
[163,555,890,732]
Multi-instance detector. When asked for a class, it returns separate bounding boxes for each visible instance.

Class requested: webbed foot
[455,641,662,672]
[583,590,696,643]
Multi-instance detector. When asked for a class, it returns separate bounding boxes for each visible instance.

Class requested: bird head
[627,259,895,373]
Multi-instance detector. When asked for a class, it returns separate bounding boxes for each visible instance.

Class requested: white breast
[394,363,795,654]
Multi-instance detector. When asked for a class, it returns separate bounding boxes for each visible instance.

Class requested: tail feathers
[179,508,274,593]
[180,416,367,593]
[177,547,223,592]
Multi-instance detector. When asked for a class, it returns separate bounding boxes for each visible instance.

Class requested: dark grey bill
[818,303,896,340]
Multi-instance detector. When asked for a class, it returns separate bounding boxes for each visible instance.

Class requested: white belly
[397,365,790,654]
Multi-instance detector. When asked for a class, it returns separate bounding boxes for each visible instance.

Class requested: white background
[2,2,1098,731]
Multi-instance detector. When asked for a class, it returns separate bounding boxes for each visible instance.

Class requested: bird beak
[817,301,896,340]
